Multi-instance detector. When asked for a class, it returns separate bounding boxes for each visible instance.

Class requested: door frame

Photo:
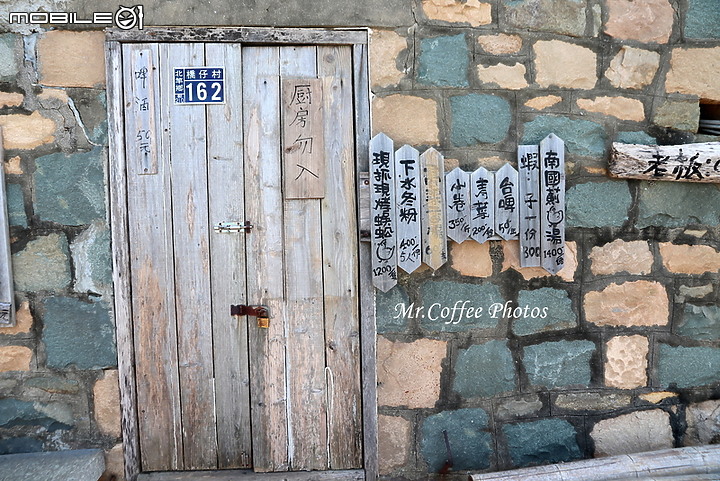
[104,27,376,481]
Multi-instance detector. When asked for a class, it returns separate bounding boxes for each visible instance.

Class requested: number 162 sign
[174,67,225,104]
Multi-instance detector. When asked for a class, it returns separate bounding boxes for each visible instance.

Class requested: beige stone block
[501,240,577,282]
[666,47,720,102]
[475,155,508,170]
[444,158,460,172]
[94,370,121,437]
[476,63,528,89]
[604,0,674,44]
[685,399,720,446]
[423,0,492,26]
[377,336,446,408]
[589,239,653,275]
[104,443,125,481]
[0,346,32,371]
[378,415,412,474]
[478,34,522,55]
[585,166,608,175]
[605,46,660,89]
[605,335,648,389]
[4,155,22,175]
[576,96,645,121]
[653,99,699,132]
[640,391,677,404]
[659,243,720,274]
[591,410,673,457]
[370,30,407,88]
[584,280,669,327]
[372,94,439,146]
[0,112,55,150]
[451,240,492,277]
[524,95,563,111]
[678,284,714,301]
[37,31,105,88]
[534,40,597,89]
[38,88,70,103]
[0,92,23,108]
[1,301,33,336]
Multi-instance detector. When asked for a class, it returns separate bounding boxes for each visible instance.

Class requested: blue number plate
[173,67,225,104]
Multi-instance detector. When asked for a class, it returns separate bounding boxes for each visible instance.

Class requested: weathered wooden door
[119,41,362,474]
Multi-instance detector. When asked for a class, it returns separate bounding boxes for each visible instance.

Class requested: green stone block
[454,340,516,398]
[522,115,607,157]
[566,181,632,228]
[0,34,18,80]
[0,399,70,431]
[12,233,72,292]
[677,305,720,341]
[421,408,492,472]
[514,288,576,336]
[658,344,720,388]
[616,131,656,145]
[638,181,720,228]
[451,93,512,146]
[0,437,43,455]
[686,0,720,38]
[6,183,27,227]
[420,280,504,332]
[503,418,582,467]
[418,34,469,87]
[524,340,595,388]
[376,285,410,333]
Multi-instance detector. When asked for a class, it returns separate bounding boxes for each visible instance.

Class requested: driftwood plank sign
[126,46,159,175]
[420,148,448,270]
[0,129,14,327]
[395,145,422,274]
[445,167,471,243]
[518,145,541,267]
[495,163,519,240]
[282,78,325,199]
[610,142,720,183]
[370,133,397,292]
[540,134,565,274]
[470,168,495,243]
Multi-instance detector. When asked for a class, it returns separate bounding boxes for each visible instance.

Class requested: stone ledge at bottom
[0,448,105,481]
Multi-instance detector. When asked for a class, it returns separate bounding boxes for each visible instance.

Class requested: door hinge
[213,221,253,233]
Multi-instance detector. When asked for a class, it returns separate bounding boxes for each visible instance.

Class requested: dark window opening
[699,100,720,135]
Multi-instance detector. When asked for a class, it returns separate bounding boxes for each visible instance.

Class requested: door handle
[231,304,270,328]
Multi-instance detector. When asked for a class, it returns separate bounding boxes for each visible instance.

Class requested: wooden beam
[609,141,720,183]
[106,27,368,45]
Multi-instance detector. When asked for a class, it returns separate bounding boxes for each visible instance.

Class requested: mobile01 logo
[9,5,144,30]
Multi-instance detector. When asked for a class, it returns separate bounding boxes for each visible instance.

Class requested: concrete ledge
[0,449,105,481]
[470,445,720,481]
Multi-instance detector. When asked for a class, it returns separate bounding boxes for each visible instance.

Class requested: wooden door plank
[205,42,252,470]
[243,46,289,473]
[318,45,362,470]
[123,42,184,472]
[160,42,218,470]
[280,45,329,472]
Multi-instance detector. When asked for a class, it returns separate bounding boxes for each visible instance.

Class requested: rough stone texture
[589,240,653,275]
[502,240,577,282]
[454,341,516,398]
[591,410,673,457]
[421,408,492,471]
[524,341,595,388]
[422,0,492,26]
[376,285,410,333]
[0,437,43,455]
[659,243,720,274]
[0,92,23,107]
[0,398,72,430]
[653,99,700,132]
[378,415,412,474]
[417,34,469,87]
[1,301,33,336]
[0,112,56,150]
[503,419,582,468]
[678,284,714,302]
[451,93,511,146]
[420,280,504,331]
[685,400,720,446]
[12,233,72,292]
[37,31,105,88]
[604,0,674,43]
[496,395,543,419]
[686,0,720,39]
[372,94,439,145]
[4,155,22,175]
[6,183,26,227]
[25,377,80,395]
[93,370,121,437]
[534,40,597,90]
[604,335,648,389]
[677,305,720,341]
[0,449,105,481]
[501,0,587,37]
[370,29,407,88]
[585,281,669,327]
[0,346,32,372]
[658,344,720,388]
[616,131,656,145]
[0,35,18,80]
[638,182,720,228]
[68,89,108,146]
[566,182,631,228]
[521,116,606,157]
[477,63,528,89]
[70,222,113,296]
[450,240,492,277]
[576,96,645,121]
[554,392,631,411]
[478,34,522,55]
[377,336,446,408]
[104,444,125,481]
[524,95,562,111]
[665,47,720,102]
[605,46,660,89]
[513,288,576,336]
[34,148,107,226]
[640,392,677,404]
[42,297,117,370]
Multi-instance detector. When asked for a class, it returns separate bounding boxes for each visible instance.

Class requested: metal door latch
[214,221,253,233]
[231,304,270,328]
